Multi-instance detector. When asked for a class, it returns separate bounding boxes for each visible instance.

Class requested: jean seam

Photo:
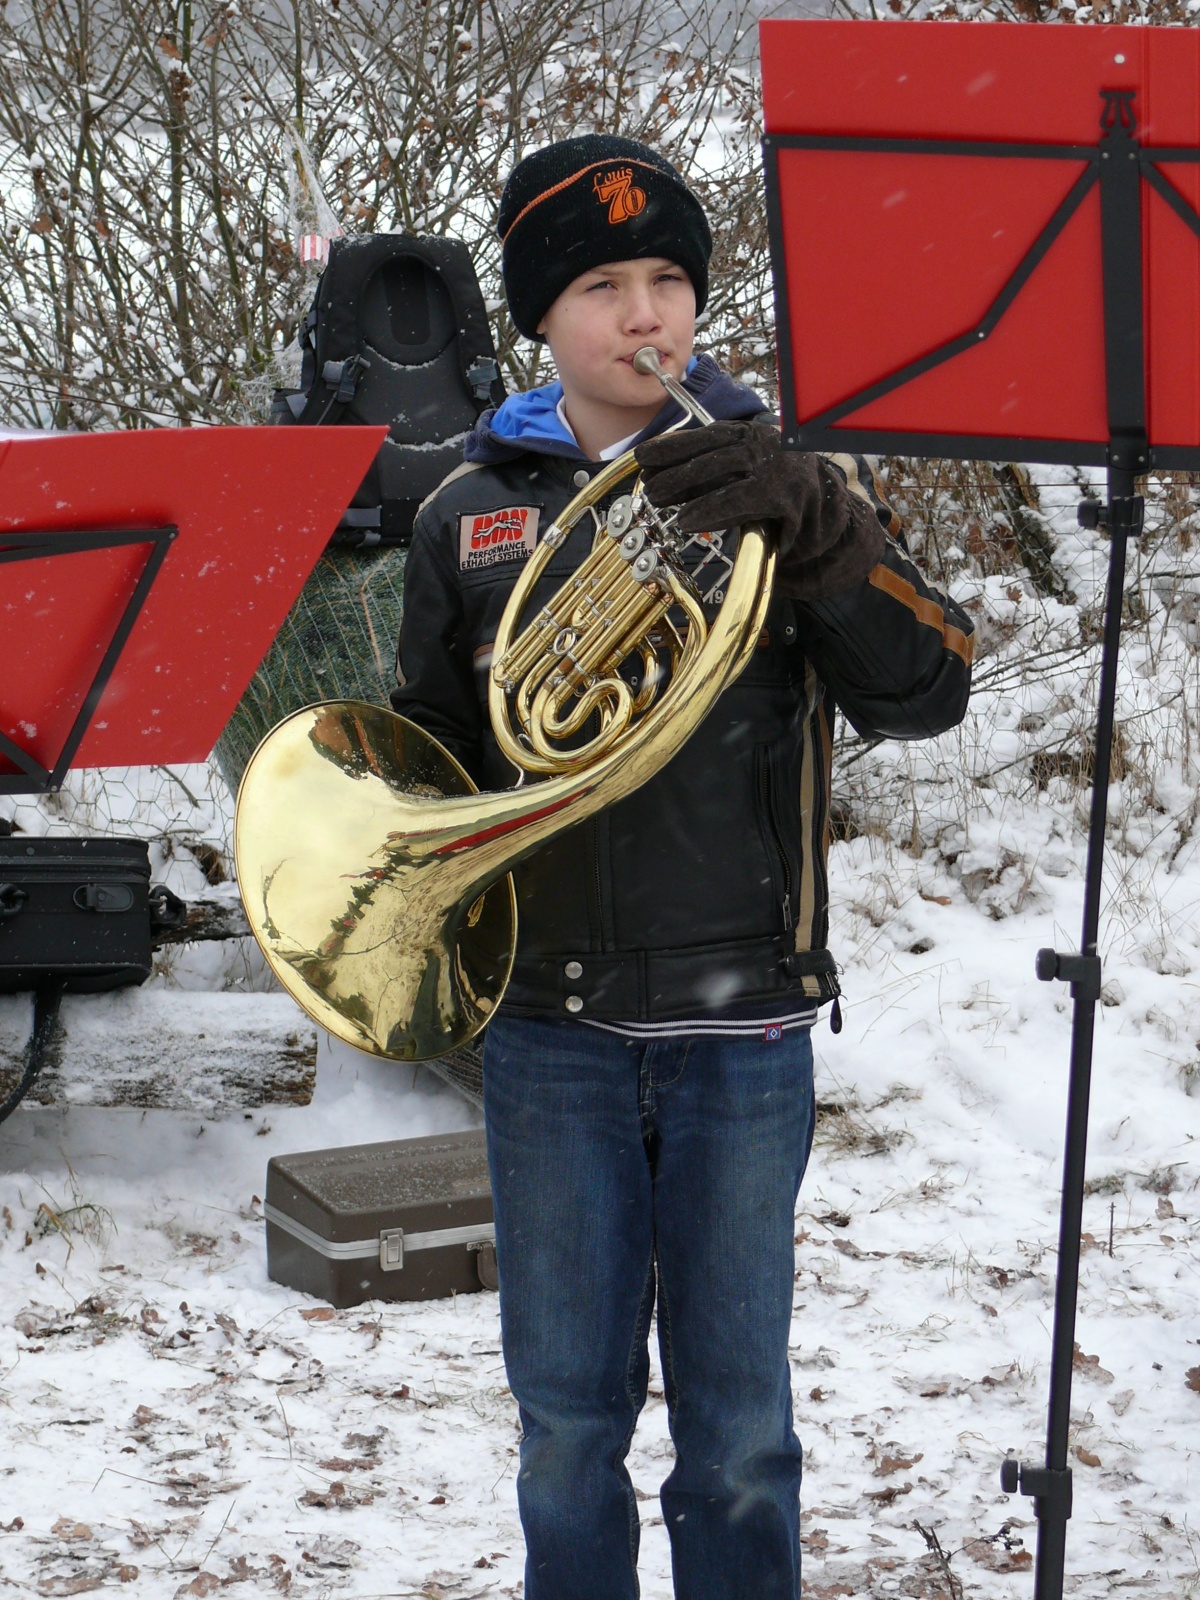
[649,1036,689,1096]
[638,1046,655,1142]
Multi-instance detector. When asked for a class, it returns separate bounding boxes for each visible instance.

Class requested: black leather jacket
[392,359,973,1021]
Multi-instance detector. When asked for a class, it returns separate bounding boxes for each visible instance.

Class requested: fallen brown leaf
[51,1518,93,1541]
[831,1238,887,1260]
[1074,1446,1102,1468]
[299,1481,374,1511]
[343,1429,384,1450]
[1072,1343,1114,1384]
[963,1537,1032,1573]
[173,1576,220,1599]
[299,1308,335,1323]
[1185,1366,1200,1393]
[980,1363,1020,1389]
[863,1482,912,1503]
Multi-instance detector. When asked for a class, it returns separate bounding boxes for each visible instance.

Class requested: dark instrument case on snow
[0,836,159,992]
[265,1128,496,1309]
[0,834,187,1125]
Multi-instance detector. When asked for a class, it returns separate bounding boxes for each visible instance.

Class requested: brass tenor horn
[233,348,776,1062]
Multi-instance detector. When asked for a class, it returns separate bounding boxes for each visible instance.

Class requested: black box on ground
[265,1128,496,1309]
[0,837,155,992]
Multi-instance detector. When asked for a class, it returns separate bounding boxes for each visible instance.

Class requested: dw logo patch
[593,167,647,225]
[459,505,540,571]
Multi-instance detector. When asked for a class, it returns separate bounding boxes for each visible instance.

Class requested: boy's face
[536,256,696,417]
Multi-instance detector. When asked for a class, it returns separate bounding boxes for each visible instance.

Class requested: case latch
[73,882,135,913]
[379,1228,405,1271]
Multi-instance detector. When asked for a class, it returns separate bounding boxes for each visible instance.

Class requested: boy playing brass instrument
[394,135,973,1599]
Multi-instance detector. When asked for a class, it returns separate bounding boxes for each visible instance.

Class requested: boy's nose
[622,287,662,333]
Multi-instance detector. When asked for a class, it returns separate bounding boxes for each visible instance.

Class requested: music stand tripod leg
[1001,468,1143,1600]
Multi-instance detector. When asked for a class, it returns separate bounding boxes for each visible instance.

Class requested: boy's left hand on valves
[635,422,885,600]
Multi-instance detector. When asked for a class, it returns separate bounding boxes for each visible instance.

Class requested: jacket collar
[463,352,767,466]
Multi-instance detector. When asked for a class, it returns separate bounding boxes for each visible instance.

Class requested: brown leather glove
[635,421,886,600]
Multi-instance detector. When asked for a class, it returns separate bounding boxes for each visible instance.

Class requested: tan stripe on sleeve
[868,564,973,667]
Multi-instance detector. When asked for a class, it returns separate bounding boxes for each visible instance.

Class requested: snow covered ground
[2,489,1200,1598]
[1,853,1197,1599]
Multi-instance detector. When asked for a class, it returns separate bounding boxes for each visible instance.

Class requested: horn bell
[233,701,516,1062]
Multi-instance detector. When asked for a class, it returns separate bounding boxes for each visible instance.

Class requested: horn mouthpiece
[631,345,715,427]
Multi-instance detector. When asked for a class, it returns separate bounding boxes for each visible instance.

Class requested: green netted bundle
[213,545,408,796]
[215,542,486,1107]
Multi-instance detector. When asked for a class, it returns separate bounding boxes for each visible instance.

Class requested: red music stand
[762,22,1200,1599]
[0,425,386,793]
[0,424,385,1127]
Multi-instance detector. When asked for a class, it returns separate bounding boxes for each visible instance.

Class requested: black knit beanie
[498,135,712,340]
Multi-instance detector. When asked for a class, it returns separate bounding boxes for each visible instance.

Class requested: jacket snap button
[565,994,584,1014]
[572,469,590,489]
[564,960,583,980]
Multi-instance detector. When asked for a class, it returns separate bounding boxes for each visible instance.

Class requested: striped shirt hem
[581,1007,818,1041]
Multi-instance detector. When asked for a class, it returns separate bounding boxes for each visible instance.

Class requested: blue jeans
[482,1013,816,1600]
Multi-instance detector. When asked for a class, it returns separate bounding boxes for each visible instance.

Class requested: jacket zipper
[757,750,794,933]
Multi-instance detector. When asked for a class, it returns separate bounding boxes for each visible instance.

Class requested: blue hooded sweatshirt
[462,352,767,465]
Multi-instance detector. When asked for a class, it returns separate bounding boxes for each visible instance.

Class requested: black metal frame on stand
[765,91,1200,1600]
[0,525,177,796]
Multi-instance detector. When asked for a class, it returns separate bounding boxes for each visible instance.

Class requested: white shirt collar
[555,397,641,462]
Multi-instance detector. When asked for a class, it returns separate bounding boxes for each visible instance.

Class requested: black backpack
[272,234,506,549]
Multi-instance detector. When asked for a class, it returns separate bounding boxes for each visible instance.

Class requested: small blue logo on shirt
[763,1023,784,1043]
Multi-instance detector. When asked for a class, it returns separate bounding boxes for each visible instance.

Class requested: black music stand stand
[764,33,1200,1600]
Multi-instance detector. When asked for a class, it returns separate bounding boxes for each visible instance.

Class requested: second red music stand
[762,21,1200,1600]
